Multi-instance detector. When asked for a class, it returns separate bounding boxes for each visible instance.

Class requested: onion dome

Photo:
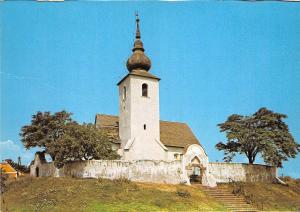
[126,13,151,72]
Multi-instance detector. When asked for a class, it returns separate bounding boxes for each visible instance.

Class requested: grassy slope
[2,177,226,212]
[218,177,300,211]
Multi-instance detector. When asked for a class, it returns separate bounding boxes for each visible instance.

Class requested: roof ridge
[160,120,187,125]
[96,114,187,125]
[96,114,118,117]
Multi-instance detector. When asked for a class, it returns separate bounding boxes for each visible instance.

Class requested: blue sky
[1,2,299,177]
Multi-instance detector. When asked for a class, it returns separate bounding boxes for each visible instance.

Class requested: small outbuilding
[0,162,18,179]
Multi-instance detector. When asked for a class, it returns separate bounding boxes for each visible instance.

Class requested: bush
[112,178,131,185]
[231,182,245,196]
[176,188,191,198]
[0,168,8,193]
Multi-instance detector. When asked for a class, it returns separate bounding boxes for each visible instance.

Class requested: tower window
[123,86,127,100]
[142,83,148,97]
[143,124,146,130]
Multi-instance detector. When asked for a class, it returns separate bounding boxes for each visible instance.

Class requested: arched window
[142,83,148,97]
[123,86,127,100]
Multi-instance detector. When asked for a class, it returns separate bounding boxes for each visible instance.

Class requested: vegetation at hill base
[219,176,300,211]
[1,176,226,212]
[2,176,300,212]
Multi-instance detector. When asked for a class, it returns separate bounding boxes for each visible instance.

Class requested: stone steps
[195,185,258,212]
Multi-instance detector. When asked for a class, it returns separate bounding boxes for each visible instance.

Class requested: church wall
[123,139,167,161]
[129,76,160,140]
[119,77,132,148]
[208,162,277,183]
[31,160,185,184]
[165,146,184,161]
[119,75,165,161]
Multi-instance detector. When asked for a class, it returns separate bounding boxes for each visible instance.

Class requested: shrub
[113,177,131,185]
[176,188,191,198]
[231,182,244,196]
[0,168,8,193]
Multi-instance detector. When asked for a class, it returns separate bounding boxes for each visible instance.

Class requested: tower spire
[126,13,151,72]
[135,12,141,39]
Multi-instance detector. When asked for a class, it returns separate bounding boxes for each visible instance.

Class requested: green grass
[218,177,300,211]
[3,176,300,211]
[2,177,226,212]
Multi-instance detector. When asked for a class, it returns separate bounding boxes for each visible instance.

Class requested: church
[30,15,277,187]
[94,14,211,184]
[95,14,205,163]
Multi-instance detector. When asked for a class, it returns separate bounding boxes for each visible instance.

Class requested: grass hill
[2,176,300,211]
[2,177,226,211]
[219,177,300,211]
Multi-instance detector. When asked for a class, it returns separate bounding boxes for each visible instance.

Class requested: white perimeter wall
[31,160,185,185]
[208,162,277,183]
[30,156,277,185]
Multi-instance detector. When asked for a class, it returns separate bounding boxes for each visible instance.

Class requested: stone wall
[208,162,277,183]
[30,153,277,186]
[31,159,185,184]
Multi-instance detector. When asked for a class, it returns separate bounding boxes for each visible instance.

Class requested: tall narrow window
[143,124,146,130]
[123,86,126,100]
[142,83,148,97]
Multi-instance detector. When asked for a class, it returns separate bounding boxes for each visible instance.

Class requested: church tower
[117,14,167,161]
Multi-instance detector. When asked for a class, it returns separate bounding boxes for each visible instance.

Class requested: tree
[47,123,120,168]
[20,110,119,168]
[20,110,75,160]
[4,159,29,173]
[216,107,300,167]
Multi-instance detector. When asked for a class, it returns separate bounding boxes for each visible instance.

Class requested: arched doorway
[189,156,204,184]
[35,167,39,177]
[183,144,217,187]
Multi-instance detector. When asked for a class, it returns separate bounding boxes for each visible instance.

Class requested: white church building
[30,15,277,187]
[96,14,205,162]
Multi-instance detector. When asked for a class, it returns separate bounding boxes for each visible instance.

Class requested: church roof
[95,114,201,148]
[117,70,160,86]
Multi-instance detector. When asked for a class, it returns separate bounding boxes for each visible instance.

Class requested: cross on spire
[135,12,141,39]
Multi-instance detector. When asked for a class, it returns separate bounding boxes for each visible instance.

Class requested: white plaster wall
[165,146,184,161]
[118,75,165,161]
[208,162,277,183]
[129,76,160,141]
[119,77,131,145]
[31,160,184,184]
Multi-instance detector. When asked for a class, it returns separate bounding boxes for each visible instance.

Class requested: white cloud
[0,140,36,165]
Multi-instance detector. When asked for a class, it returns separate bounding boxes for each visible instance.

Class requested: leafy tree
[216,107,299,167]
[20,110,75,160]
[47,123,120,168]
[20,110,120,168]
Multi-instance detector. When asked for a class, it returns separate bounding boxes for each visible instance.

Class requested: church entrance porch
[182,144,217,187]
[187,156,205,184]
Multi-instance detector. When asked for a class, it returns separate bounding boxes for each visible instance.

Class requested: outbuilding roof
[95,114,200,148]
[0,162,17,173]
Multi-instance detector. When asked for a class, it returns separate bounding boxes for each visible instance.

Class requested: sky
[0,1,300,178]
